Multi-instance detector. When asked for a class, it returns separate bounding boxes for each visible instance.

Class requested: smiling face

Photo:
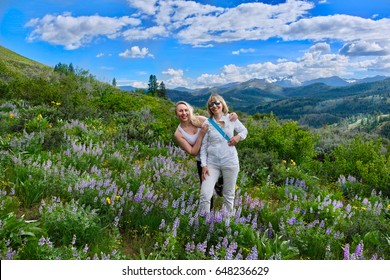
[207,94,228,116]
[208,99,222,115]
[176,102,190,122]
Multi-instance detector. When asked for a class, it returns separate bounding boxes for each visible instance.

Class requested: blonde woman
[174,101,237,202]
[199,94,248,214]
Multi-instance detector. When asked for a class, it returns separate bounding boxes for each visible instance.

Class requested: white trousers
[199,164,239,214]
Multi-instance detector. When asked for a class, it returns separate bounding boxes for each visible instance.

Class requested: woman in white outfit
[173,101,237,209]
[199,94,248,214]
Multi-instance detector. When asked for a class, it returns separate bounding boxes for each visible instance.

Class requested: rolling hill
[166,77,390,127]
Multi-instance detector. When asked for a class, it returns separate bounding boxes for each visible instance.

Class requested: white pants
[199,164,239,214]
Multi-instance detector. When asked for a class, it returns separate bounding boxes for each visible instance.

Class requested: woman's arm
[173,125,208,156]
[228,118,248,146]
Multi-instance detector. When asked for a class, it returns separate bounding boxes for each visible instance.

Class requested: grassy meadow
[0,46,389,260]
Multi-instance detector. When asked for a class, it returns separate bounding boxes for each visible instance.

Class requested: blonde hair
[206,94,229,116]
[175,101,202,127]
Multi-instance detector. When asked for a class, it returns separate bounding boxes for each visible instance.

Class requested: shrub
[323,137,390,196]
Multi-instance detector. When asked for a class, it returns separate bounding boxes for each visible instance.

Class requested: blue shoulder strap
[208,118,230,141]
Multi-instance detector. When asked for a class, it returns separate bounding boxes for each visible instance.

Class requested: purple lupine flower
[246,246,258,260]
[185,242,195,253]
[225,241,238,260]
[338,175,346,185]
[251,214,258,229]
[343,244,350,260]
[6,248,17,260]
[214,211,223,223]
[347,175,356,183]
[209,245,215,257]
[196,240,207,253]
[172,199,179,209]
[45,238,53,248]
[172,217,180,237]
[287,217,296,225]
[38,236,46,246]
[354,241,364,259]
[159,219,166,230]
[161,199,169,208]
[209,223,215,233]
[163,238,170,248]
[222,237,229,248]
[268,223,274,239]
[235,250,243,260]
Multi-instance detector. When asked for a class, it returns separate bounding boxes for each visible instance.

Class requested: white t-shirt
[178,125,201,160]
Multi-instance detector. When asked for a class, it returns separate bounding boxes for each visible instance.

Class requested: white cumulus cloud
[232,48,255,55]
[162,68,189,88]
[25,13,141,50]
[119,46,154,58]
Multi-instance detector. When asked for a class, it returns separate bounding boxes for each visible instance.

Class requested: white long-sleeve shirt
[200,115,248,167]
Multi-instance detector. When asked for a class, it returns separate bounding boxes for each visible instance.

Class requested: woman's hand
[229,112,238,122]
[228,135,241,146]
[200,123,209,136]
[201,166,209,181]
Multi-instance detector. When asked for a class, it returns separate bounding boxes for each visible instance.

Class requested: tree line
[111,74,167,99]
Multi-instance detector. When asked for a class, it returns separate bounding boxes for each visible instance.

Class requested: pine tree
[147,74,158,96]
[157,81,167,98]
[69,63,75,75]
[112,78,117,87]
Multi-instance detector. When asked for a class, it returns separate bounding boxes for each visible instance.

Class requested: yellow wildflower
[106,197,111,205]
[9,113,14,118]
[387,204,390,210]
[282,160,287,164]
[115,195,121,200]
[290,159,296,166]
[37,114,43,120]
[55,102,61,106]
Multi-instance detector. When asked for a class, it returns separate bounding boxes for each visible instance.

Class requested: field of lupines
[1,97,389,261]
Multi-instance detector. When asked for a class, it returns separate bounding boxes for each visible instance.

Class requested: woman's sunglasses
[209,100,221,107]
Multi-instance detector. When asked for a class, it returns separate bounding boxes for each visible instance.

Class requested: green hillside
[0,46,389,261]
[0,45,51,79]
[167,76,390,129]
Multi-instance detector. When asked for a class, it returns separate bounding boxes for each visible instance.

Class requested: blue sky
[1,0,390,89]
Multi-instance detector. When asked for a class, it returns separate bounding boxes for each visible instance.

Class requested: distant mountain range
[159,76,390,127]
[165,75,389,92]
[1,44,387,130]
